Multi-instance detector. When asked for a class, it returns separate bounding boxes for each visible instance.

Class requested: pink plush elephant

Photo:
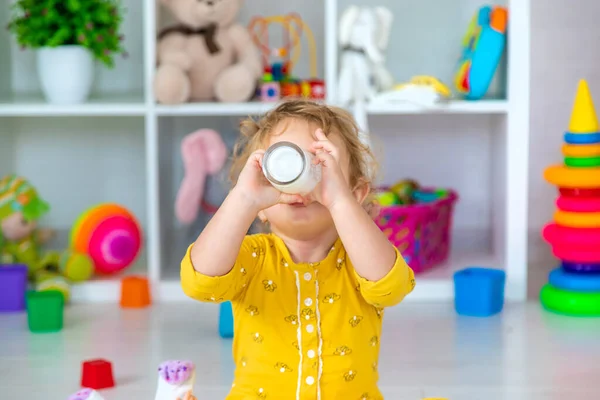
[175,129,228,225]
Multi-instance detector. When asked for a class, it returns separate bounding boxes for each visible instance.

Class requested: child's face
[261,118,352,240]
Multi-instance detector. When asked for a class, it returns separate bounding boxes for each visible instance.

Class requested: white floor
[1,302,600,400]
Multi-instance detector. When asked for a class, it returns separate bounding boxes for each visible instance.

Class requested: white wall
[527,0,600,295]
[10,117,147,231]
[3,0,584,296]
[7,0,145,96]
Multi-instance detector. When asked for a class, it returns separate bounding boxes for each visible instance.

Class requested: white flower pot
[37,45,94,104]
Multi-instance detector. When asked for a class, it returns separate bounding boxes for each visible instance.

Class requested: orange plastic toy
[120,276,151,308]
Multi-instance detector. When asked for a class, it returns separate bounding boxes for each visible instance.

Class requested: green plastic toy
[26,290,64,333]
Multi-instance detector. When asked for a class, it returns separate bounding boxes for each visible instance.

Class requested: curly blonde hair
[230,99,377,195]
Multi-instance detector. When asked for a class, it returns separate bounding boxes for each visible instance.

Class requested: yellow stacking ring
[554,210,600,228]
[544,165,600,188]
[562,144,600,157]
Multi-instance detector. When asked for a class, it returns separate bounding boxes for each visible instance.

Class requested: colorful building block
[260,82,281,102]
[219,301,234,338]
[281,81,301,97]
[271,62,284,81]
[26,290,64,332]
[453,267,506,317]
[0,264,28,312]
[120,276,151,308]
[308,79,326,99]
[81,359,115,390]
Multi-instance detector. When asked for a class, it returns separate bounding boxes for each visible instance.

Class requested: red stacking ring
[542,223,600,247]
[553,246,600,263]
[556,196,600,212]
[559,187,600,197]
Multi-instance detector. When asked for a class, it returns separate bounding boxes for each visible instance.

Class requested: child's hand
[309,129,355,210]
[234,149,304,212]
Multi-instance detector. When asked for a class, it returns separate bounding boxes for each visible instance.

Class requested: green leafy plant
[7,0,127,67]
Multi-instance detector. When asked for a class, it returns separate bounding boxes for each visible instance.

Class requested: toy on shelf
[70,203,142,275]
[68,388,106,400]
[454,267,506,317]
[154,0,262,104]
[81,359,115,390]
[371,76,452,108]
[541,79,600,316]
[0,264,28,312]
[373,180,458,274]
[26,290,64,333]
[454,5,508,100]
[249,13,325,102]
[154,360,196,400]
[0,175,94,303]
[338,6,394,145]
[120,276,151,308]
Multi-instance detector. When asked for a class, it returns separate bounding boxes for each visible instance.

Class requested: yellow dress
[181,233,415,400]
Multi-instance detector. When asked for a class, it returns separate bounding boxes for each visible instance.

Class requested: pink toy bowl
[374,188,458,274]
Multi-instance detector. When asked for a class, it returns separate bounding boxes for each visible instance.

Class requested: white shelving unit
[0,0,529,302]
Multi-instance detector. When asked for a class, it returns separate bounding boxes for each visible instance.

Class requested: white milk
[262,141,321,194]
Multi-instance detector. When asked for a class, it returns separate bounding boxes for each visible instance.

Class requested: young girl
[181,100,415,399]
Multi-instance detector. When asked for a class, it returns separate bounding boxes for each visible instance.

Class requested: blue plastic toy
[564,132,600,145]
[549,267,600,292]
[454,267,506,317]
[219,301,234,338]
[454,5,508,100]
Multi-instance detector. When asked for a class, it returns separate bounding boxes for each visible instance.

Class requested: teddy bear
[154,0,263,104]
[0,175,93,302]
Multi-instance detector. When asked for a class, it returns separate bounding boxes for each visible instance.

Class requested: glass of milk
[262,141,322,194]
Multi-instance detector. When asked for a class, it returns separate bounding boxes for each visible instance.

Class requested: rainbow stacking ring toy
[549,268,600,291]
[70,203,142,275]
[540,284,600,316]
[556,196,600,212]
[542,224,600,247]
[540,80,600,317]
[559,187,600,197]
[562,261,600,273]
[564,132,600,144]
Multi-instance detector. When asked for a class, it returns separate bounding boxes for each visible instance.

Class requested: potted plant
[7,0,127,104]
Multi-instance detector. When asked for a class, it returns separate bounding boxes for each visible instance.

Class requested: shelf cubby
[0,0,530,302]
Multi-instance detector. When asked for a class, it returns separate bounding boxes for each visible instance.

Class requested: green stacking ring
[540,284,600,316]
[564,156,600,167]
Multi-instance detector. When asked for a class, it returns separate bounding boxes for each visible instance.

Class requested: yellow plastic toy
[393,75,452,98]
[544,80,600,188]
[568,79,599,133]
[371,76,452,107]
[562,143,600,157]
[544,165,600,188]
[554,210,600,228]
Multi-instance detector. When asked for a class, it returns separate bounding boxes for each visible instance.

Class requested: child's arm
[329,196,398,281]
[311,129,415,306]
[181,150,304,302]
[180,189,261,303]
[189,189,259,278]
[330,197,415,307]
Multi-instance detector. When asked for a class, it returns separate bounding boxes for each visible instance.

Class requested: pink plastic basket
[374,189,458,274]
